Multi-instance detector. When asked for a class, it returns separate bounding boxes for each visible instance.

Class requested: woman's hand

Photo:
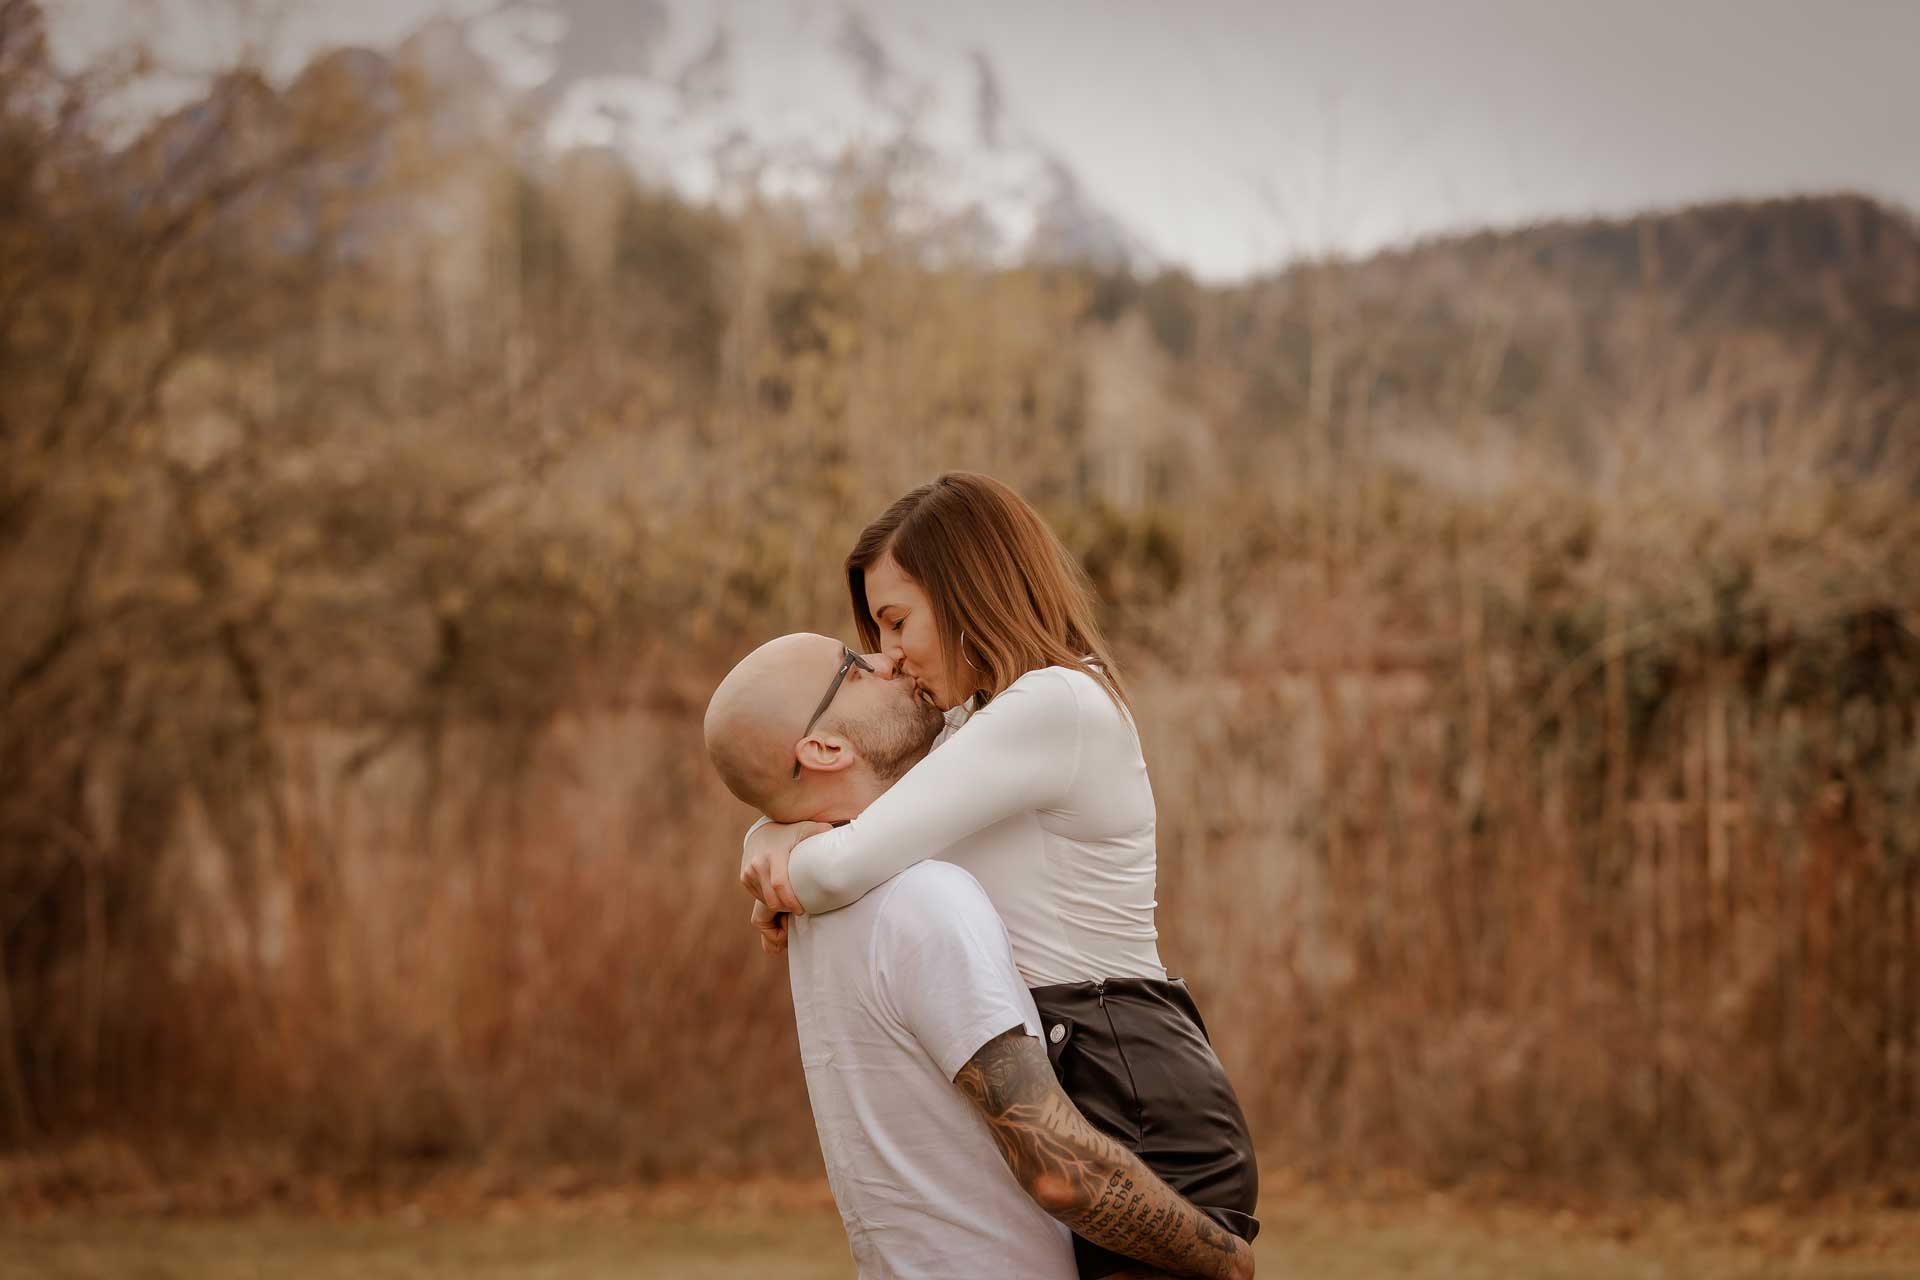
[750,900,789,955]
[740,819,832,915]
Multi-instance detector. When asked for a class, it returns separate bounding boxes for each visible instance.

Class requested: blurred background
[4,0,1919,1274]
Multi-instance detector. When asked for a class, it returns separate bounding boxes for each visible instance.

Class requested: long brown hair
[846,472,1132,714]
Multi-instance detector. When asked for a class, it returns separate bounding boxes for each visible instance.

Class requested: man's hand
[954,1027,1253,1279]
[740,820,831,914]
[750,900,789,955]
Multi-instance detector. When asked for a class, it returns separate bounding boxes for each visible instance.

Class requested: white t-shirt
[788,860,1077,1280]
[788,665,1167,987]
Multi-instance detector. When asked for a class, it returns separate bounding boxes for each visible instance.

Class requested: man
[704,633,1255,1280]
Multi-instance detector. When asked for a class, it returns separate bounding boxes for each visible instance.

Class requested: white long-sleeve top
[782,664,1167,988]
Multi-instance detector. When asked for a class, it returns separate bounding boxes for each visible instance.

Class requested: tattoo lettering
[954,1028,1248,1279]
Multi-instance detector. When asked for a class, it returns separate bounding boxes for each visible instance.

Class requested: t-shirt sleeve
[788,669,1085,914]
[875,867,1042,1081]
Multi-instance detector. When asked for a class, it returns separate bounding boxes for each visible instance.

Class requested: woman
[741,472,1259,1277]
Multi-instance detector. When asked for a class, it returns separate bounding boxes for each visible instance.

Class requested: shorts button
[1048,1024,1066,1044]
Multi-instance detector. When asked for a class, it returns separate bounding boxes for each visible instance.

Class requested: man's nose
[864,652,897,679]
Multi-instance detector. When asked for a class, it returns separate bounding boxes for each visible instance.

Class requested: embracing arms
[742,670,1086,916]
[956,1027,1254,1280]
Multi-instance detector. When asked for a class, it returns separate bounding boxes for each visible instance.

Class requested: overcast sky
[49,0,1920,280]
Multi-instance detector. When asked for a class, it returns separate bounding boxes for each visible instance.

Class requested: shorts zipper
[1094,981,1147,1139]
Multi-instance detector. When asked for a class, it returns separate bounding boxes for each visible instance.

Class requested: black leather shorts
[1028,977,1260,1278]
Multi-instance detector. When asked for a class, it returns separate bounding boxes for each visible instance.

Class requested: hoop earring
[959,631,983,672]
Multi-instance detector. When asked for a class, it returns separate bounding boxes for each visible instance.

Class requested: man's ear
[793,732,856,775]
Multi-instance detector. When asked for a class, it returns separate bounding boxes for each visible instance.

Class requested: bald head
[705,632,946,823]
[704,632,846,819]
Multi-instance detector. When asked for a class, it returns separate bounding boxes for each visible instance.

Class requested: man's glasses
[793,647,876,778]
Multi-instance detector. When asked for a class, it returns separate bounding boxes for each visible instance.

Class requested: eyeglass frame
[793,646,876,778]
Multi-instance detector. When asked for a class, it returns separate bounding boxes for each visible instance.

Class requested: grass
[4,1200,1915,1280]
[0,1212,856,1280]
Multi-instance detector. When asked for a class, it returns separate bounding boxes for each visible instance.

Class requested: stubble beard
[838,695,948,784]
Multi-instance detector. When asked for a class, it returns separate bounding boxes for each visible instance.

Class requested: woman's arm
[787,669,1084,913]
[741,817,826,915]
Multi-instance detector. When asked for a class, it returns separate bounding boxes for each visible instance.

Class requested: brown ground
[3,1156,1917,1279]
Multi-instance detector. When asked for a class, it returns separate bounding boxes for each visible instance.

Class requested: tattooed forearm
[954,1028,1250,1280]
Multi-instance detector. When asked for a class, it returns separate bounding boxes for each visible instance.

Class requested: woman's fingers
[741,850,788,911]
[750,901,789,955]
[742,820,833,913]
[739,823,783,900]
[742,859,801,914]
[739,860,767,903]
[761,841,805,915]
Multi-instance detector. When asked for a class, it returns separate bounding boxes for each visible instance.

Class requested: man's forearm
[954,1028,1249,1279]
[1052,1136,1247,1278]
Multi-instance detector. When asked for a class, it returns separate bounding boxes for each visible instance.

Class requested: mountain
[1388,193,1920,339]
[475,0,1148,268]
[119,1,1147,272]
[1202,194,1920,489]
